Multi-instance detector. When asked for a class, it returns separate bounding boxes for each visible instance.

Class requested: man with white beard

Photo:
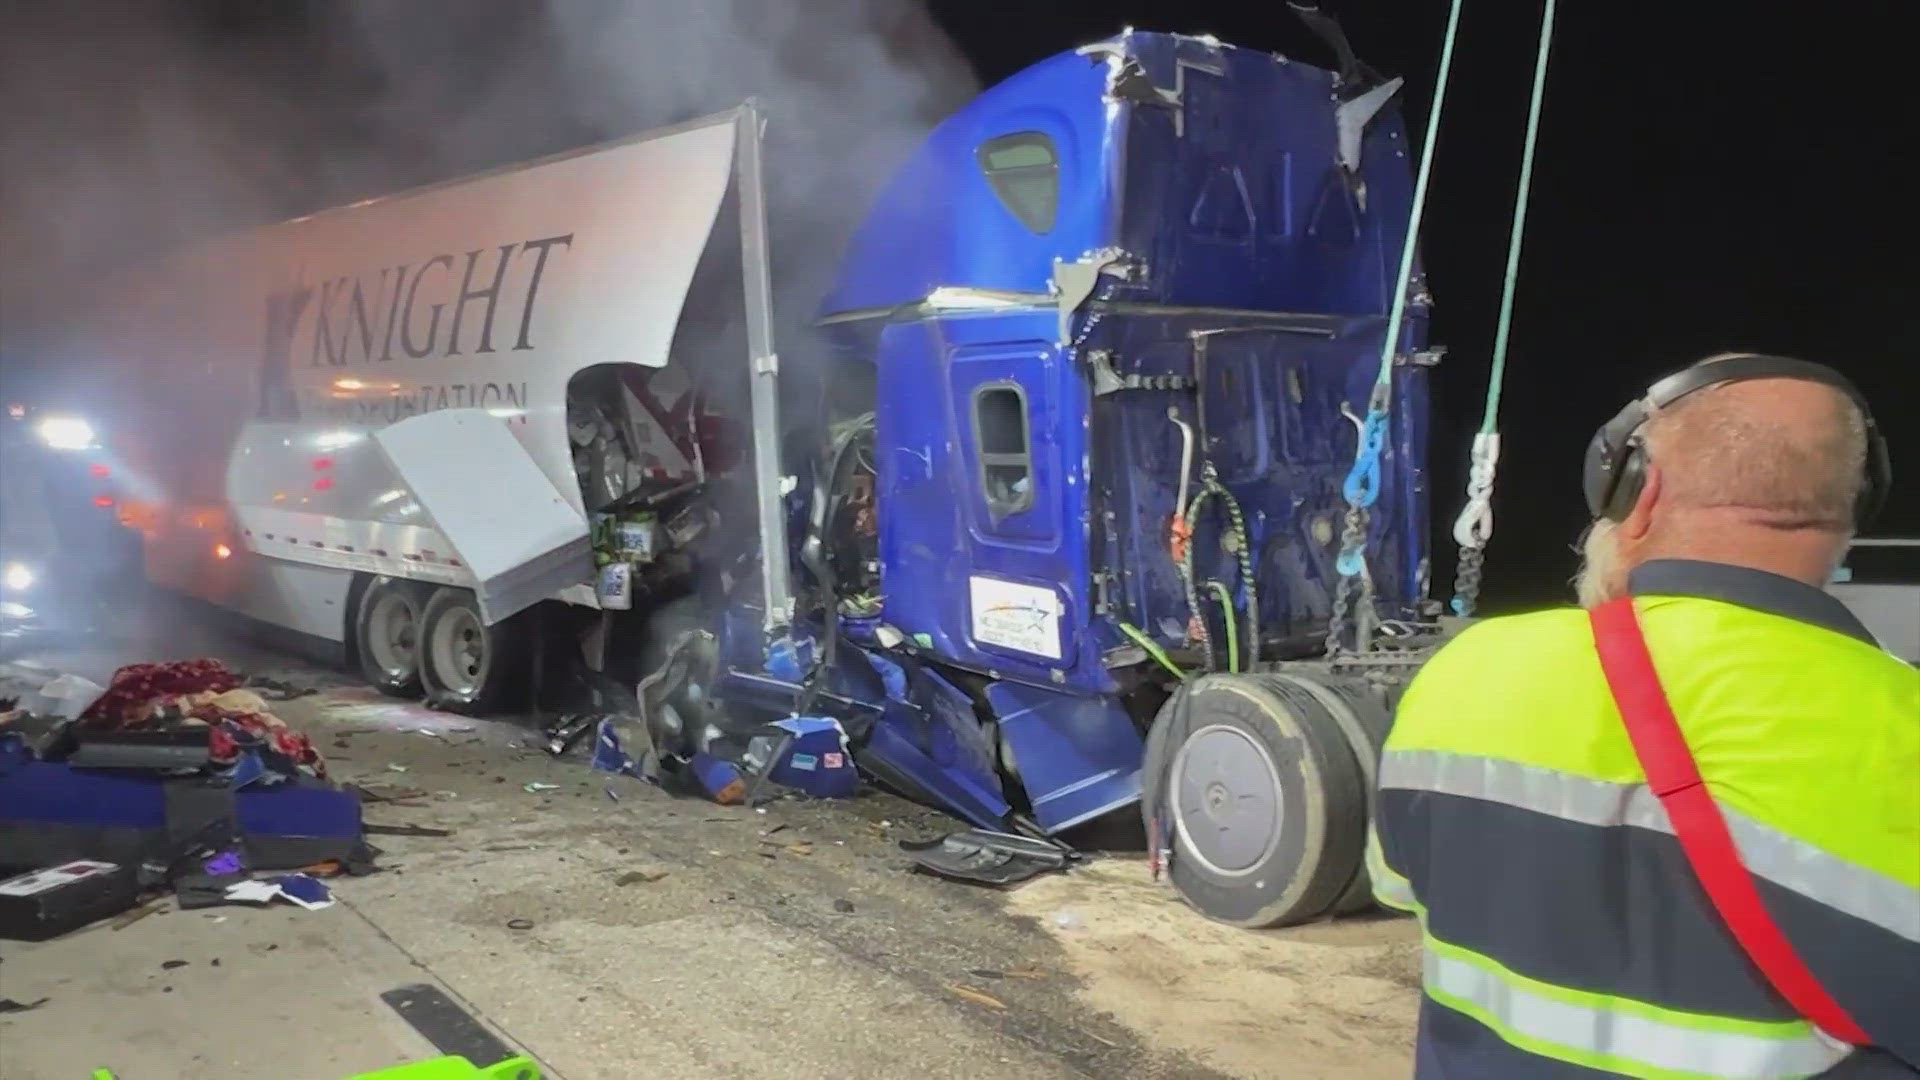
[1366,354,1918,1078]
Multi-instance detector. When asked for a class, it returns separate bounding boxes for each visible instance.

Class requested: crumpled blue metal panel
[986,681,1142,834]
[819,46,1113,316]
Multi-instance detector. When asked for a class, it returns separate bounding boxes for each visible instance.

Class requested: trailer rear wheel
[355,577,427,698]
[1142,673,1367,928]
[418,587,527,715]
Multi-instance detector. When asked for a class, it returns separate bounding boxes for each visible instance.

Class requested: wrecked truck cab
[734,28,1436,920]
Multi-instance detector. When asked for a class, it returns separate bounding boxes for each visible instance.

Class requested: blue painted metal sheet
[871,310,1111,695]
[1086,314,1430,658]
[986,682,1143,834]
[820,48,1114,316]
[788,29,1435,832]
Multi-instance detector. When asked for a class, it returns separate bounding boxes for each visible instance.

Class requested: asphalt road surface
[0,608,1421,1080]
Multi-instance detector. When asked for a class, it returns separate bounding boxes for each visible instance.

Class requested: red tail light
[90,464,110,478]
[313,476,335,492]
[93,495,115,508]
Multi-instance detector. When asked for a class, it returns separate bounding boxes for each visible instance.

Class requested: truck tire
[354,577,428,699]
[1263,672,1391,915]
[418,587,528,715]
[1142,673,1367,928]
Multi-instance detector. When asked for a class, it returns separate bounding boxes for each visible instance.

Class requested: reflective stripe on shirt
[1379,748,1920,944]
[1423,938,1851,1079]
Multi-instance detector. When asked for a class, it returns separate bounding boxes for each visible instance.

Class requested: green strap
[1479,0,1558,434]
[1119,620,1188,681]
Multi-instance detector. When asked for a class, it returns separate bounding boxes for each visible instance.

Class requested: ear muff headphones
[1581,353,1891,528]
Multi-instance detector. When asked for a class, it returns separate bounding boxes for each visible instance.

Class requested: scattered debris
[0,860,140,942]
[1050,911,1084,931]
[900,829,1081,887]
[688,752,745,805]
[353,780,432,799]
[24,674,106,721]
[387,764,410,773]
[945,985,1007,1011]
[222,874,334,911]
[161,959,189,970]
[506,918,535,930]
[72,660,329,781]
[482,844,536,853]
[605,785,620,802]
[244,676,317,702]
[760,823,789,838]
[833,898,856,914]
[0,997,49,1014]
[614,869,669,887]
[523,782,561,794]
[415,728,443,739]
[363,822,454,838]
[969,968,1004,980]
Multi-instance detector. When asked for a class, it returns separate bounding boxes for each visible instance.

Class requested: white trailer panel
[79,110,746,631]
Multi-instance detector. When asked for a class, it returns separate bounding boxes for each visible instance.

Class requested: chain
[1451,543,1486,617]
[1325,504,1369,657]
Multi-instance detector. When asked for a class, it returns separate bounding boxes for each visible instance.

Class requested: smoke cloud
[0,0,980,397]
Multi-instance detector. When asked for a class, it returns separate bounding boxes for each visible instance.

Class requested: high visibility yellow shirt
[1370,559,1920,1079]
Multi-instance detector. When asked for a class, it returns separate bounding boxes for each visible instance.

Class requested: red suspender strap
[1588,597,1870,1046]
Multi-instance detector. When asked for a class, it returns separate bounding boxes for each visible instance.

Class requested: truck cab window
[973,384,1033,518]
[978,132,1058,234]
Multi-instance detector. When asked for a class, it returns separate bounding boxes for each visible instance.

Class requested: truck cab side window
[973,384,1033,518]
[978,132,1058,234]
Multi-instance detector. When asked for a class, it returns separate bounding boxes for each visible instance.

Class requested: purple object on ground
[203,851,243,876]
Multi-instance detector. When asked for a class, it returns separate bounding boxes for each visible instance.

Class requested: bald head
[1642,375,1868,531]
[1575,361,1870,607]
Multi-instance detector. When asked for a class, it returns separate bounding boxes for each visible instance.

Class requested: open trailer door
[360,104,783,626]
[372,408,591,625]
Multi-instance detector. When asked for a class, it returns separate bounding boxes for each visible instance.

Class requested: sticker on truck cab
[969,575,1063,661]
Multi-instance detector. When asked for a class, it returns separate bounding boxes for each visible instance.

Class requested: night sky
[931,0,1916,609]
[2,1,1911,612]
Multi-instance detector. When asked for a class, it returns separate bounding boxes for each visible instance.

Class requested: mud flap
[373,408,592,625]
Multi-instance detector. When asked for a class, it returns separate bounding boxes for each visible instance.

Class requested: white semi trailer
[71,106,790,711]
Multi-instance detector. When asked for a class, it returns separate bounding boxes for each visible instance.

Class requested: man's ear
[1623,463,1662,540]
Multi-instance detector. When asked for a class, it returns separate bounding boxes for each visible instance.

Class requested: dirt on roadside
[1005,860,1422,1080]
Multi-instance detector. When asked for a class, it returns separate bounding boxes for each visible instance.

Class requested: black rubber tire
[1142,673,1368,928]
[417,587,529,716]
[1264,672,1392,914]
[354,576,428,699]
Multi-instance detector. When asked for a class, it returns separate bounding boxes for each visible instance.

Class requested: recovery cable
[1327,0,1466,657]
[1450,0,1557,617]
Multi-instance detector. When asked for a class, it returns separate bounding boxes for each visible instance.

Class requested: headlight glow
[2,562,34,591]
[35,415,96,451]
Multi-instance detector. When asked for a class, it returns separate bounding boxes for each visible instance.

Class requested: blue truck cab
[720,28,1436,928]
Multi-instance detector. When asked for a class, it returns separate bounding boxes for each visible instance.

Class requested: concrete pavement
[0,622,1420,1080]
